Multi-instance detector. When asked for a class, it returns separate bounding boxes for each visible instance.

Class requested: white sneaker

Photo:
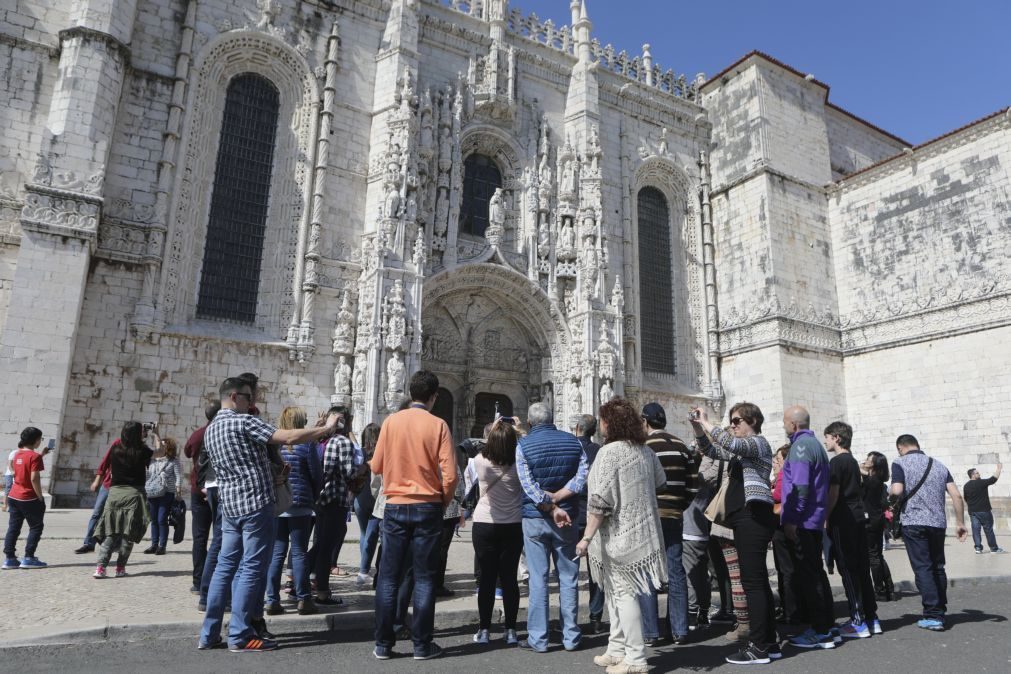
[355,572,370,586]
[473,628,490,644]
[504,629,518,645]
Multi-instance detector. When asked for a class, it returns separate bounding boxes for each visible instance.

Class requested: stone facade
[0,2,1007,520]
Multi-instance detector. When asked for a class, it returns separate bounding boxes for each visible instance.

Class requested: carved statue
[386,351,405,393]
[559,220,575,254]
[405,194,417,222]
[383,184,401,220]
[568,379,582,414]
[332,292,355,354]
[384,280,408,351]
[435,192,449,236]
[334,355,352,395]
[600,380,614,403]
[561,158,576,195]
[352,362,365,393]
[538,217,551,257]
[659,127,669,156]
[487,188,506,242]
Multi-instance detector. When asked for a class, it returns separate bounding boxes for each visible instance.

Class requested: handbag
[170,498,187,544]
[704,457,745,526]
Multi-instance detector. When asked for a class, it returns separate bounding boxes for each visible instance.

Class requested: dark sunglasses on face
[730,417,746,426]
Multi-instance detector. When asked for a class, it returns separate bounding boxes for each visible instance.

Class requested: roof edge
[836,106,1010,185]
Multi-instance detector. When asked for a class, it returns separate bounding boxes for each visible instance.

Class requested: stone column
[0,0,138,500]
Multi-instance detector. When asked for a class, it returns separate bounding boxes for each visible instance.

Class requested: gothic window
[637,186,676,375]
[196,73,280,323]
[460,154,502,237]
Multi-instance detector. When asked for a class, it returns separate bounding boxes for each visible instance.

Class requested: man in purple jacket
[780,405,836,651]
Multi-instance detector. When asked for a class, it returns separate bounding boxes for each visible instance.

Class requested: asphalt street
[6,580,1009,673]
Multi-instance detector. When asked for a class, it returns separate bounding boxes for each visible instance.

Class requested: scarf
[586,440,668,595]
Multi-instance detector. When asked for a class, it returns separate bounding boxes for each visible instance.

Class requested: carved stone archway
[421,263,569,438]
[159,31,320,337]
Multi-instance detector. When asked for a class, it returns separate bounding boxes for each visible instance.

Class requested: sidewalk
[2,508,1009,647]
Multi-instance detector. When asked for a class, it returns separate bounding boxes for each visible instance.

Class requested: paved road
[6,580,1009,672]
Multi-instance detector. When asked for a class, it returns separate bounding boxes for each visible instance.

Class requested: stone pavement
[2,507,1009,647]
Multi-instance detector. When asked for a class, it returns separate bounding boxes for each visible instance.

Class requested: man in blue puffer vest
[516,401,589,653]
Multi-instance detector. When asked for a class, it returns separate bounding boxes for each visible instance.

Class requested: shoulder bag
[888,457,933,537]
[704,457,746,526]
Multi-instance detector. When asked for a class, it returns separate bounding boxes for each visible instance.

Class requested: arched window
[637,186,676,375]
[197,73,280,323]
[460,154,502,237]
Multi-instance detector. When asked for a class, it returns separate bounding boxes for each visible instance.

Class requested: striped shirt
[646,430,698,519]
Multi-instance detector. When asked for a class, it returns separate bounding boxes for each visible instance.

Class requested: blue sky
[515,0,1011,145]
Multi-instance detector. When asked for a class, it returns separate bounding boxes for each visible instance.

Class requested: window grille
[196,73,280,323]
[460,154,503,237]
[637,187,676,375]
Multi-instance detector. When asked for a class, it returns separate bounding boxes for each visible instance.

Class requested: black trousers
[830,517,878,623]
[471,522,523,630]
[434,518,457,589]
[726,502,777,647]
[190,492,212,589]
[771,527,805,623]
[683,539,711,614]
[790,528,835,633]
[865,518,894,596]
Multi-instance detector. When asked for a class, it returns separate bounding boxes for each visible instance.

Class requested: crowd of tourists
[1,367,1006,669]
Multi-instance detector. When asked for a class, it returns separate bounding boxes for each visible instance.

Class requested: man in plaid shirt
[312,404,360,605]
[199,377,339,653]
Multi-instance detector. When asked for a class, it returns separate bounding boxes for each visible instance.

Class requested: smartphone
[500,416,516,425]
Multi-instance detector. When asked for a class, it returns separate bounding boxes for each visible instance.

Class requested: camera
[143,422,157,432]
[688,410,701,422]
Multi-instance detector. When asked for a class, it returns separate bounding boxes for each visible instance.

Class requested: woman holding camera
[690,403,777,665]
[3,427,51,570]
[93,422,154,578]
[144,435,180,555]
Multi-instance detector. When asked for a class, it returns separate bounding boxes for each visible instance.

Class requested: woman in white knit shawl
[576,398,667,674]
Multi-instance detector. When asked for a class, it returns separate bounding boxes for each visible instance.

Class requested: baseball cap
[641,402,666,428]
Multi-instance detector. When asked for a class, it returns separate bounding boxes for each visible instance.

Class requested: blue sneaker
[495,587,503,600]
[2,557,20,570]
[373,645,393,660]
[19,556,47,569]
[839,620,871,639]
[917,618,945,631]
[871,619,883,635]
[830,626,842,643]
[788,628,836,649]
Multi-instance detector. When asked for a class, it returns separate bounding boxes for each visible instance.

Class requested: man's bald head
[783,406,810,428]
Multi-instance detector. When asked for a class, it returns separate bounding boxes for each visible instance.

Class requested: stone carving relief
[334,355,352,398]
[332,291,356,355]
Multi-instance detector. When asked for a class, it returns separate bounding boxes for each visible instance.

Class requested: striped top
[645,430,698,519]
[697,427,773,506]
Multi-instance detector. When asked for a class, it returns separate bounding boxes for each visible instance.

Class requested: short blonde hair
[279,406,307,430]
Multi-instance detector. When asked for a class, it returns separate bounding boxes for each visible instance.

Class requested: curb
[4,574,1009,649]
[0,603,491,650]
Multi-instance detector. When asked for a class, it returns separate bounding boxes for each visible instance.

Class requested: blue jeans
[375,502,443,653]
[4,497,45,558]
[199,487,225,606]
[639,518,689,639]
[355,499,380,574]
[148,494,174,548]
[902,525,948,620]
[83,485,109,546]
[522,516,582,651]
[200,504,276,647]
[266,515,312,602]
[970,511,999,551]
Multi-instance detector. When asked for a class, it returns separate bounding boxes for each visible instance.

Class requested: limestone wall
[825,106,905,180]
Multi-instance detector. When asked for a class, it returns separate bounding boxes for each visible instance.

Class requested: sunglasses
[730,417,747,426]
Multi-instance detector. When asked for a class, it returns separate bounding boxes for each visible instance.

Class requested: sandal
[332,566,351,577]
[315,593,344,606]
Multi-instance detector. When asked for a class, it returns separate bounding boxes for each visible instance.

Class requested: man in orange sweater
[371,370,458,662]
